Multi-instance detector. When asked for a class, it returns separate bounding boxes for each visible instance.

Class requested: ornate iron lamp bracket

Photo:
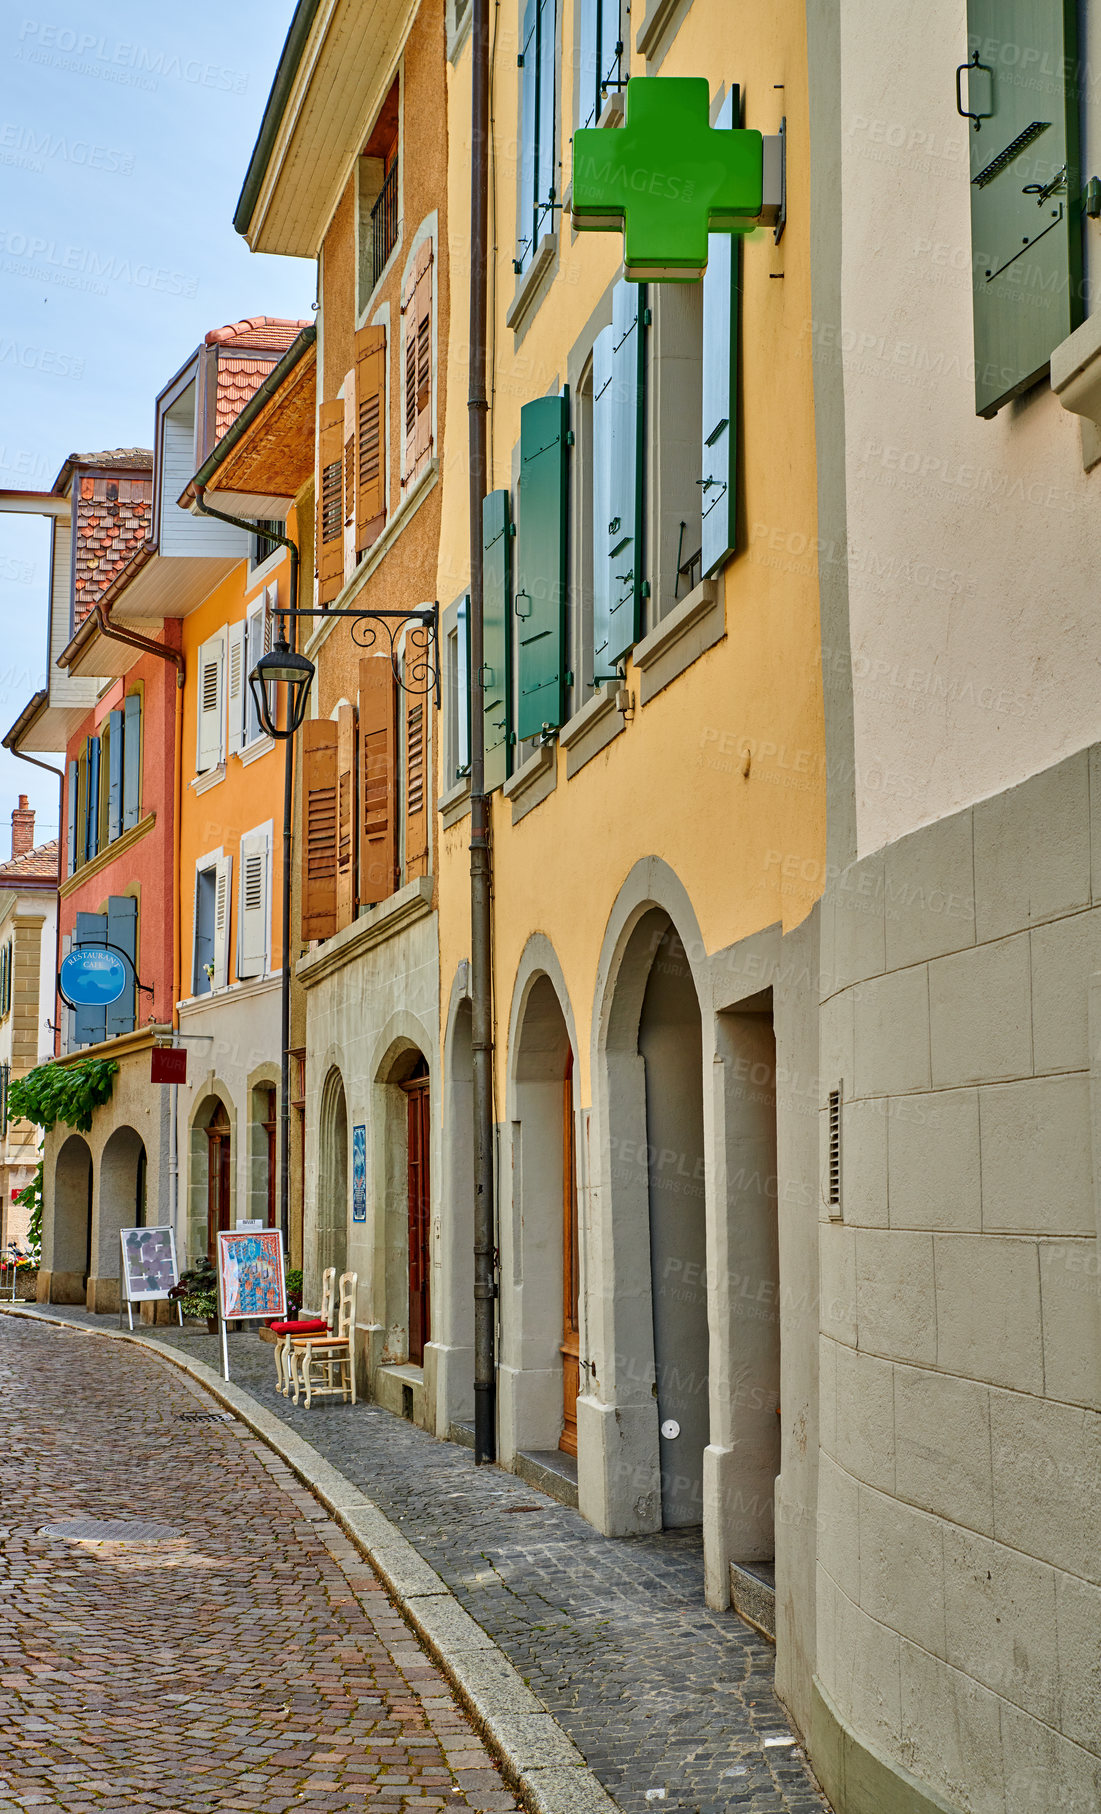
[279,604,440,705]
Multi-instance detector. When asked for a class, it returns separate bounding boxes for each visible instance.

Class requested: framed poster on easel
[119,1227,183,1331]
[215,1228,286,1380]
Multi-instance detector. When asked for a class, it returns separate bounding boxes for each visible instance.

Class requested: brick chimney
[11,795,34,859]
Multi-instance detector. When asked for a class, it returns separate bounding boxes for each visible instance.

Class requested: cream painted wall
[838,0,1101,857]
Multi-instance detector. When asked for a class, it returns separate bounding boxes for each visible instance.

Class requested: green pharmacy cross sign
[572,76,780,280]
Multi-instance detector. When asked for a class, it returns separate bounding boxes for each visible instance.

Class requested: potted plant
[170,1256,219,1332]
[285,1268,303,1320]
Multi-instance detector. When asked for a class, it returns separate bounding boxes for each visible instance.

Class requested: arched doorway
[95,1126,148,1307]
[317,1067,348,1288]
[400,1055,431,1365]
[51,1134,93,1304]
[205,1102,232,1253]
[639,924,707,1528]
[508,974,576,1458]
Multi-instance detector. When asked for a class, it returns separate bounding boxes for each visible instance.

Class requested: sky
[0,2,315,854]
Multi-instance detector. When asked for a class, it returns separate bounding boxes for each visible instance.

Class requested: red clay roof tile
[0,838,59,885]
[72,470,153,627]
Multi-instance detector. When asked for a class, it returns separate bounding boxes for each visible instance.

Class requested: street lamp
[248,640,315,741]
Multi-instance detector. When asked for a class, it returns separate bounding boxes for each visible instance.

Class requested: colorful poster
[352,1124,367,1223]
[217,1229,286,1321]
[120,1227,179,1301]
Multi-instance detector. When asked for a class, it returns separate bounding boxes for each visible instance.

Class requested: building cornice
[296,876,433,988]
[58,813,156,899]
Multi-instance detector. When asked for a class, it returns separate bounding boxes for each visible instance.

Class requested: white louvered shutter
[197,631,226,772]
[245,595,273,743]
[238,828,270,979]
[212,852,232,988]
[226,621,246,755]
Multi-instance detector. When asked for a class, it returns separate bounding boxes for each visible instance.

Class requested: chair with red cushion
[274,1267,335,1394]
[289,1271,358,1408]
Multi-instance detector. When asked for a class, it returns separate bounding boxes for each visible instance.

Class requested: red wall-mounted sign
[151,1046,187,1085]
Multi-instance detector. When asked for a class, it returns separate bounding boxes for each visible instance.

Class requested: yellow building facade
[432,0,826,1721]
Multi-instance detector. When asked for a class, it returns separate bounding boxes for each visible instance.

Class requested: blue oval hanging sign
[59,947,128,1007]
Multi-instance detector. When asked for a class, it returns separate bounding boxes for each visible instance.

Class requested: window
[400,238,434,488]
[592,281,647,675]
[961,0,1082,416]
[237,825,271,979]
[647,280,705,619]
[71,897,137,1047]
[447,0,472,56]
[0,940,11,1018]
[516,0,558,275]
[244,591,274,745]
[578,0,624,131]
[196,630,226,773]
[66,691,143,875]
[445,595,471,787]
[356,80,400,314]
[250,520,281,568]
[0,1062,9,1138]
[193,854,231,995]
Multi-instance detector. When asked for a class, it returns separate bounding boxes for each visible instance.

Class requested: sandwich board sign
[215,1228,286,1380]
[119,1227,182,1332]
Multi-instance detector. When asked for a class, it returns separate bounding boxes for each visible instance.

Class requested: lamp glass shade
[248,640,315,740]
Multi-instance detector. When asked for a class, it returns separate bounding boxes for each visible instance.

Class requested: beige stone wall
[816,747,1101,1814]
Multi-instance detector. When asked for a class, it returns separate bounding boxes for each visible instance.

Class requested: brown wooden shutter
[336,701,357,930]
[317,401,345,604]
[359,656,397,904]
[301,717,339,942]
[400,265,417,485]
[355,325,386,552]
[413,239,433,474]
[404,694,428,879]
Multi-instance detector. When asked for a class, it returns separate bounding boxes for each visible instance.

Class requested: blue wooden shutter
[518,0,538,269]
[84,737,100,862]
[122,693,141,830]
[516,395,569,741]
[107,708,123,842]
[964,0,1081,416]
[482,489,513,789]
[593,280,646,673]
[701,88,740,578]
[106,895,137,1038]
[72,910,107,1047]
[66,760,78,876]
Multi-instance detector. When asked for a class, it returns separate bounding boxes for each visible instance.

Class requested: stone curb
[2,1306,621,1814]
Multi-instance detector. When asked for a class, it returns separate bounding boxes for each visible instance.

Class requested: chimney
[11,796,34,859]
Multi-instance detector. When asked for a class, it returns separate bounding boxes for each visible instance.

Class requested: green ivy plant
[8,1058,119,1136]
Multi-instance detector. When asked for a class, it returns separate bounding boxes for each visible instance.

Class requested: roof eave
[234,0,325,243]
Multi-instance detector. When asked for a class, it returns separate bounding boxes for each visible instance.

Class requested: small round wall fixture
[248,640,315,741]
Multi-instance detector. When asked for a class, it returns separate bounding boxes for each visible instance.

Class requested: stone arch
[372,1028,432,1368]
[95,1125,148,1301]
[499,945,581,1467]
[49,1133,93,1304]
[188,1089,234,1264]
[316,1065,349,1293]
[585,858,710,1537]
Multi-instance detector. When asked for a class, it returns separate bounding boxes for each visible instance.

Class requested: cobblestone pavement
[0,1317,521,1814]
[133,1317,829,1814]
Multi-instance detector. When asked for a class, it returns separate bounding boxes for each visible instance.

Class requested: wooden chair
[289,1271,357,1408]
[271,1267,335,1396]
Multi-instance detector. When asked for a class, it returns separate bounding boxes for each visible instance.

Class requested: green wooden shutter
[593,279,646,675]
[965,0,1081,417]
[122,693,141,830]
[515,395,569,741]
[84,736,100,861]
[701,87,740,576]
[456,594,471,781]
[106,895,137,1039]
[73,911,107,1047]
[107,708,123,842]
[66,760,78,876]
[482,489,513,789]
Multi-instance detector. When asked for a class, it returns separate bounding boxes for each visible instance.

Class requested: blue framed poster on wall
[352,1124,367,1223]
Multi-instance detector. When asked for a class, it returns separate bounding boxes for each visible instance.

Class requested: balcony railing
[371,161,399,290]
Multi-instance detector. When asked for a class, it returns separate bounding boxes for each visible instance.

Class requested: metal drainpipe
[93,596,185,687]
[193,485,299,1260]
[469,0,496,1464]
[3,748,64,1058]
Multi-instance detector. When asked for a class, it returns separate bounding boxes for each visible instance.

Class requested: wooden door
[206,1103,231,1255]
[405,1078,431,1366]
[560,1050,580,1457]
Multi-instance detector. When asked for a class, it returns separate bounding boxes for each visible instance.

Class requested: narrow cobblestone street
[1,1313,829,1814]
[0,1318,521,1814]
